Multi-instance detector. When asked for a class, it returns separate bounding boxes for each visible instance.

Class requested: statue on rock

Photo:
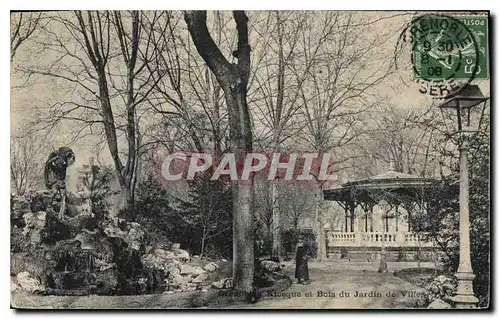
[44,147,75,219]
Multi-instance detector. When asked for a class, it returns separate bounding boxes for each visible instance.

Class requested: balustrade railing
[329,232,356,243]
[327,231,433,248]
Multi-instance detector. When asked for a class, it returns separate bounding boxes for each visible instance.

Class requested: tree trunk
[96,70,135,209]
[271,181,281,259]
[97,70,123,180]
[225,86,254,292]
[270,11,285,260]
[121,11,140,209]
[315,185,327,260]
[120,178,134,209]
[120,104,138,209]
[200,229,206,258]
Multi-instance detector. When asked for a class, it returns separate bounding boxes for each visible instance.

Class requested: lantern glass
[437,84,489,134]
[461,101,487,132]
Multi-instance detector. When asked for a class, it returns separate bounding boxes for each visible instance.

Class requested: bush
[254,233,272,257]
[281,229,297,254]
[119,177,174,248]
[174,172,233,258]
[414,275,457,307]
[87,165,116,215]
[121,173,233,259]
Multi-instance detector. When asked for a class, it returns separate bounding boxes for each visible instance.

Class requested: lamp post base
[451,272,479,309]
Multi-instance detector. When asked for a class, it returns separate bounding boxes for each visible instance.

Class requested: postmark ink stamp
[396,13,488,98]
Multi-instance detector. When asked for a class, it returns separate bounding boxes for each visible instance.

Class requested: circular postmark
[395,13,481,98]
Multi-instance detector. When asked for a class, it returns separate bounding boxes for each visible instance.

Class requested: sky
[10,11,490,177]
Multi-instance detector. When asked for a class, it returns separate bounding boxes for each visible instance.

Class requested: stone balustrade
[329,232,356,244]
[327,231,433,248]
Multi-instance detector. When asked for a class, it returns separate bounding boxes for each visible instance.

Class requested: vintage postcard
[10,10,490,309]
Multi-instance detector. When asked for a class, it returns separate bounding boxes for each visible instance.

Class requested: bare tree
[248,11,310,260]
[352,103,440,179]
[280,183,316,233]
[15,11,172,208]
[184,10,254,293]
[290,12,396,260]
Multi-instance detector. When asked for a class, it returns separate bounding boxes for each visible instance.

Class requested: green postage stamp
[411,15,489,80]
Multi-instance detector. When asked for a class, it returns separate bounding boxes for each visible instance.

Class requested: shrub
[119,177,174,248]
[281,229,297,255]
[415,275,457,307]
[121,173,233,259]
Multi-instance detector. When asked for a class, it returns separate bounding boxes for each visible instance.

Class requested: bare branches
[11,127,52,195]
[12,10,439,209]
[352,103,441,178]
[12,11,186,207]
[11,12,43,61]
[280,183,316,230]
[287,12,396,155]
[249,11,308,149]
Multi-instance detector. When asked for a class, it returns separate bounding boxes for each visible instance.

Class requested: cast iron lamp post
[436,83,489,309]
